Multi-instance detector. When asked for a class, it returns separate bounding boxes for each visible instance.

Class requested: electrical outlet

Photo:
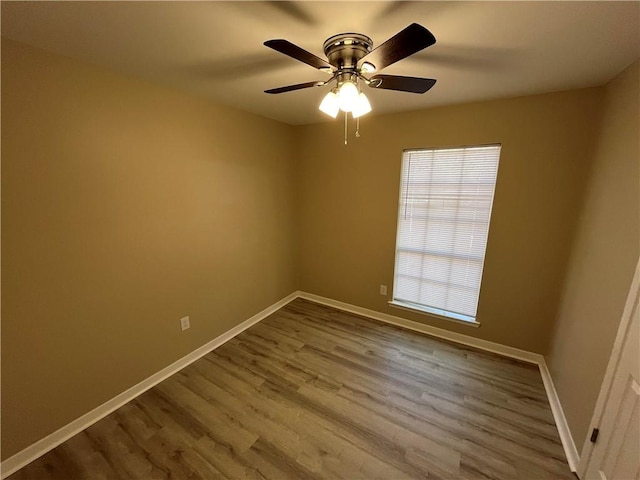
[180,316,190,331]
[380,285,387,295]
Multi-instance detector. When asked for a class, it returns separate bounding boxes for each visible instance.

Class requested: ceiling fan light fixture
[318,91,340,118]
[352,92,372,118]
[263,24,438,141]
[338,81,359,112]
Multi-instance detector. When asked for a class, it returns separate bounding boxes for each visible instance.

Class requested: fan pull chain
[355,117,361,138]
[344,112,348,145]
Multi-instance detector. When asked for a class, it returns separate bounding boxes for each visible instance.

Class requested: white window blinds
[393,145,501,322]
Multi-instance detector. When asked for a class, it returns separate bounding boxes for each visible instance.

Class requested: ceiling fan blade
[264,39,332,71]
[368,75,436,94]
[265,81,326,94]
[359,23,436,71]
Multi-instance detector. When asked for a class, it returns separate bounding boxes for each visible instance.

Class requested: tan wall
[547,61,640,447]
[3,35,635,464]
[1,39,297,459]
[295,88,603,354]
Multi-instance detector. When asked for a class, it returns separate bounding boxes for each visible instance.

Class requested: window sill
[388,300,480,328]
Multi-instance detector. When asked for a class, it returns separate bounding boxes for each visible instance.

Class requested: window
[391,144,501,324]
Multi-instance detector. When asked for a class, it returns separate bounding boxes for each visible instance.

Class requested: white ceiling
[2,1,639,125]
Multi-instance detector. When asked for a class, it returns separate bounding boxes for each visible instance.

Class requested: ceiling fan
[263,23,437,122]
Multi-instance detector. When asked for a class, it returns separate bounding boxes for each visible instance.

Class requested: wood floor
[9,298,574,479]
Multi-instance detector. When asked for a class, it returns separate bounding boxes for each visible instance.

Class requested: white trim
[576,257,640,478]
[297,291,579,471]
[300,291,539,363]
[0,292,298,479]
[388,300,480,327]
[538,358,580,471]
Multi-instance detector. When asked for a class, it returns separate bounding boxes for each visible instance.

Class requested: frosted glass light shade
[338,81,359,112]
[352,92,372,118]
[318,91,339,118]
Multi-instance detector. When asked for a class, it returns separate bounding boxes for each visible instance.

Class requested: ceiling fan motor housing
[323,33,373,73]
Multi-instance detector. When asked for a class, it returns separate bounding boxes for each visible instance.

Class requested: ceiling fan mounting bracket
[323,33,373,70]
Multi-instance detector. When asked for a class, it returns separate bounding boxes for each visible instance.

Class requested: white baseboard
[297,291,542,364]
[2,290,579,477]
[297,291,580,472]
[0,292,298,479]
[538,359,580,472]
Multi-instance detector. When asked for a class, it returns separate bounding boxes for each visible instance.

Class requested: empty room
[2,1,639,479]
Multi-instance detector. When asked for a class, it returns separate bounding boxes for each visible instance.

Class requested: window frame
[390,144,501,326]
